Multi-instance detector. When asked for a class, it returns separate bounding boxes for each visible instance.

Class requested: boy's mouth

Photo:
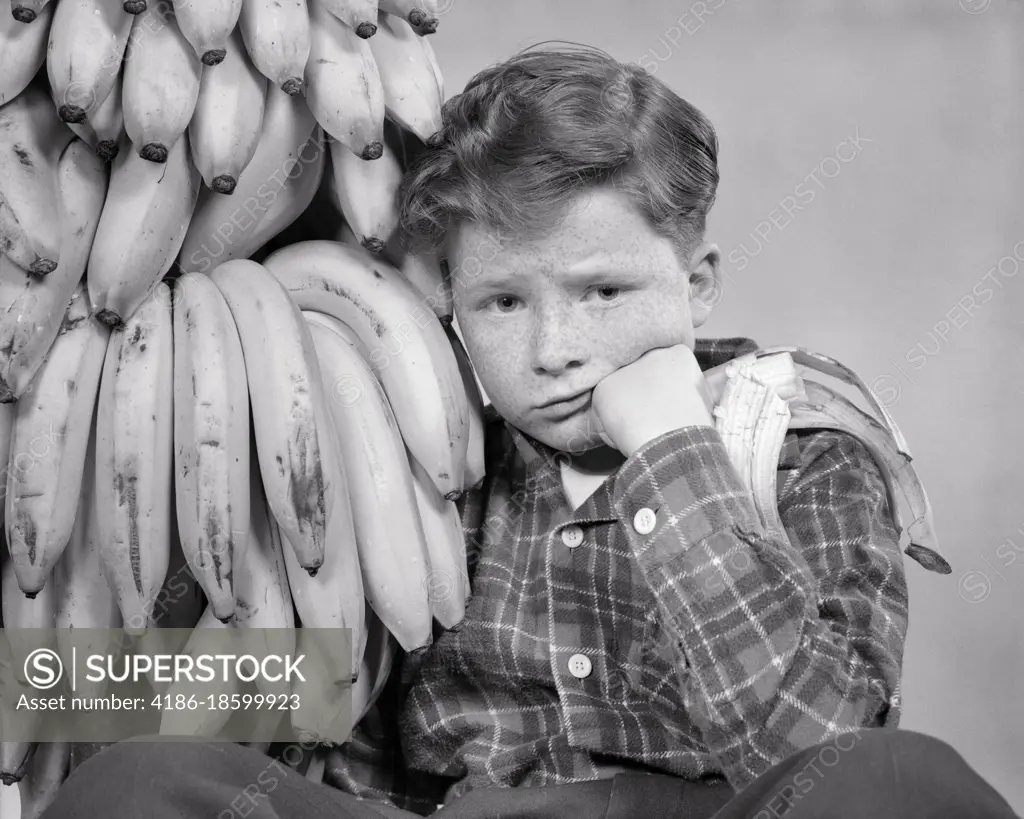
[539,390,592,420]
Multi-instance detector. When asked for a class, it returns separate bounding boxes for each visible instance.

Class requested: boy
[43,45,1017,819]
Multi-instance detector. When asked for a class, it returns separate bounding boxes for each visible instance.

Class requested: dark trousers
[40,728,1019,819]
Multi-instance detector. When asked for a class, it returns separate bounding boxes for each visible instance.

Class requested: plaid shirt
[325,336,917,814]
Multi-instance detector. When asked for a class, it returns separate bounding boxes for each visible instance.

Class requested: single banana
[306,313,431,652]
[122,4,202,163]
[278,411,365,678]
[0,540,55,784]
[188,26,268,194]
[350,600,397,728]
[17,741,69,819]
[261,241,468,499]
[326,133,400,253]
[208,259,330,575]
[87,129,201,329]
[0,138,109,403]
[443,323,485,491]
[171,0,244,65]
[67,73,125,163]
[318,0,378,38]
[235,449,296,697]
[158,605,238,738]
[55,403,122,703]
[0,1,55,106]
[177,87,324,275]
[95,283,174,635]
[407,449,467,629]
[239,0,311,96]
[305,0,385,160]
[4,284,108,597]
[0,78,75,275]
[390,250,452,321]
[367,12,442,142]
[172,272,251,624]
[419,31,443,99]
[10,0,52,23]
[46,0,133,123]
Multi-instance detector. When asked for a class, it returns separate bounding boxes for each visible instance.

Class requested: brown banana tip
[0,772,22,786]
[24,591,37,600]
[417,17,439,34]
[439,314,453,327]
[58,103,86,124]
[29,257,57,276]
[96,140,119,162]
[11,6,35,22]
[355,21,377,38]
[444,488,463,502]
[361,141,383,160]
[306,566,319,578]
[95,308,124,329]
[211,174,237,195]
[281,77,303,96]
[408,8,427,26]
[122,0,146,12]
[139,142,168,163]
[202,48,227,66]
[217,614,233,625]
[361,237,386,254]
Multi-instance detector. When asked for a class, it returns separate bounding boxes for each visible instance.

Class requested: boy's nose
[530,310,589,375]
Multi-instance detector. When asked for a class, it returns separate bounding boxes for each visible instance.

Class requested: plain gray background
[431,0,1024,813]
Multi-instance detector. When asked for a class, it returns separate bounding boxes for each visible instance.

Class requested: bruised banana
[173,272,251,624]
[177,86,324,275]
[87,129,201,329]
[209,259,331,575]
[234,450,296,698]
[0,78,76,275]
[5,284,109,597]
[95,284,175,635]
[55,403,122,703]
[261,240,468,500]
[305,312,431,652]
[0,138,108,403]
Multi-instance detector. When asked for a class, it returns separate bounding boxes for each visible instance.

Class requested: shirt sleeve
[611,421,909,791]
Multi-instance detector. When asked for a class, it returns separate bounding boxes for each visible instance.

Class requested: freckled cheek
[457,318,526,403]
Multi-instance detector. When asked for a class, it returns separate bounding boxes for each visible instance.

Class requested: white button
[633,508,657,535]
[561,525,583,549]
[567,654,592,679]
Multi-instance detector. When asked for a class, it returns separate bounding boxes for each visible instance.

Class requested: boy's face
[447,187,720,454]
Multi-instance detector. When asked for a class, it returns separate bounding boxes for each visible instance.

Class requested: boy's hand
[592,344,714,457]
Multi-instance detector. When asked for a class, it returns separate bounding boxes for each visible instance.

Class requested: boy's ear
[686,241,721,328]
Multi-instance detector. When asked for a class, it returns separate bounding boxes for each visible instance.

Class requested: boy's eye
[488,296,520,313]
[591,286,621,302]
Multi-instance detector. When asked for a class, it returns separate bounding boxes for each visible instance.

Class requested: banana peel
[707,348,951,576]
